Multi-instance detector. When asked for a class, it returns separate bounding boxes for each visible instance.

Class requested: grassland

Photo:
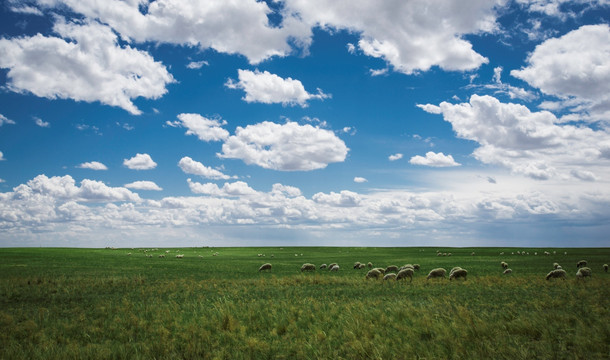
[1,246,609,359]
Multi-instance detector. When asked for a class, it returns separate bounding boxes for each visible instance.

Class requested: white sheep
[383,273,396,281]
[385,265,399,273]
[358,264,366,269]
[503,268,512,275]
[158,254,165,258]
[413,264,420,271]
[366,269,382,279]
[545,269,567,280]
[576,267,591,279]
[603,264,608,273]
[396,268,414,282]
[367,262,373,268]
[258,263,272,272]
[330,265,340,272]
[576,260,587,268]
[501,261,508,269]
[372,267,386,274]
[553,262,560,269]
[328,263,338,270]
[301,263,316,272]
[426,268,447,280]
[449,268,468,281]
[176,254,184,258]
[319,264,327,269]
[353,262,362,269]
[449,267,462,276]
[400,264,414,271]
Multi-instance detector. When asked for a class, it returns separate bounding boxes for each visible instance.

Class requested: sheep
[604,264,608,273]
[471,252,475,256]
[366,269,382,279]
[300,263,316,272]
[545,269,567,280]
[449,267,462,276]
[396,268,414,282]
[553,262,561,269]
[426,268,447,280]
[372,267,386,274]
[576,260,587,268]
[385,265,399,273]
[176,254,184,258]
[500,261,508,269]
[319,264,327,269]
[367,262,373,268]
[413,264,420,271]
[576,267,591,279]
[383,273,397,281]
[158,254,165,258]
[449,268,468,281]
[329,263,338,270]
[353,262,362,269]
[330,265,340,272]
[358,264,366,269]
[400,264,414,271]
[258,263,272,272]
[503,268,512,274]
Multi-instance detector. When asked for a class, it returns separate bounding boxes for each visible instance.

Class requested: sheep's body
[449,267,462,276]
[426,268,447,280]
[328,263,338,270]
[604,264,608,272]
[396,268,414,282]
[576,267,592,279]
[358,264,366,269]
[366,269,382,279]
[413,264,420,270]
[449,268,468,281]
[503,268,512,274]
[319,264,327,269]
[258,263,272,272]
[372,267,386,274]
[501,261,508,269]
[353,262,362,269]
[553,262,560,269]
[367,262,373,268]
[546,269,567,280]
[576,260,587,268]
[385,265,399,273]
[400,264,414,271]
[330,265,340,272]
[176,254,184,258]
[300,263,316,272]
[383,273,396,281]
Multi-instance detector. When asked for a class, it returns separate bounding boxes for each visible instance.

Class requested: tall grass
[1,247,608,359]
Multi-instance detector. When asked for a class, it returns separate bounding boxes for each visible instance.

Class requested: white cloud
[369,68,388,76]
[388,153,403,161]
[123,153,157,170]
[187,179,257,197]
[34,117,50,128]
[0,114,16,126]
[77,161,108,170]
[178,156,233,180]
[0,151,5,161]
[9,4,44,16]
[124,181,163,191]
[0,19,174,115]
[186,60,208,69]
[354,177,368,183]
[421,94,610,180]
[171,113,229,142]
[313,190,361,207]
[409,152,461,167]
[219,121,348,171]
[511,24,610,122]
[32,0,311,64]
[226,69,329,107]
[283,0,498,74]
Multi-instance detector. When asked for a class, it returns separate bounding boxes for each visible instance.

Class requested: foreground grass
[0,247,609,359]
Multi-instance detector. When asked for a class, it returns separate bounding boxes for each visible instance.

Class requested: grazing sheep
[329,263,338,270]
[258,263,272,272]
[330,265,340,272]
[437,253,442,257]
[576,267,592,279]
[366,269,382,279]
[603,264,608,272]
[426,268,447,280]
[383,273,397,281]
[400,264,414,271]
[500,252,504,255]
[576,260,587,268]
[448,253,452,257]
[449,268,468,281]
[471,252,475,256]
[367,262,373,268]
[158,254,165,258]
[301,263,316,272]
[449,267,462,276]
[503,268,512,275]
[553,262,561,269]
[501,261,508,269]
[385,265,399,273]
[545,269,567,280]
[396,268,414,282]
[353,262,362,269]
[176,254,184,258]
[319,264,327,269]
[372,267,386,274]
[358,264,366,269]
[413,264,420,270]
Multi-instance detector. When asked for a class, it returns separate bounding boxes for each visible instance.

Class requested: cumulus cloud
[219,121,348,171]
[313,190,361,207]
[511,24,610,122]
[0,19,174,115]
[178,156,233,180]
[0,151,5,161]
[124,181,163,191]
[354,177,368,183]
[34,117,50,128]
[388,153,403,161]
[187,179,257,197]
[77,161,108,170]
[30,0,311,64]
[186,60,208,69]
[409,152,461,167]
[168,113,229,142]
[225,69,329,107]
[420,94,610,180]
[123,153,157,170]
[0,114,16,126]
[283,0,498,74]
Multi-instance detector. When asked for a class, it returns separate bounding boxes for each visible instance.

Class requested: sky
[0,0,609,248]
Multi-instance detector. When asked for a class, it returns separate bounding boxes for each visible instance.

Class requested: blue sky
[1,0,609,247]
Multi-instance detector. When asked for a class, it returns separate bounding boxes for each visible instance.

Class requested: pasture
[1,247,609,359]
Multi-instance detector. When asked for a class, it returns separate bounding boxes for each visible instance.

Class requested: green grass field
[1,247,609,359]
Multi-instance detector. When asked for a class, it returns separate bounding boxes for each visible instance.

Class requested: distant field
[1,247,609,359]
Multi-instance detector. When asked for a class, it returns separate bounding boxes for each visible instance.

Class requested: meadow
[0,246,608,359]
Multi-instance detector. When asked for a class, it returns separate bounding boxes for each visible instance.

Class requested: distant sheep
[426,268,447,280]
[449,267,462,276]
[301,263,316,272]
[449,268,468,281]
[319,264,327,269]
[501,261,508,269]
[330,265,340,272]
[329,263,338,270]
[385,265,399,273]
[367,262,373,268]
[503,268,512,274]
[383,273,396,281]
[176,254,184,258]
[400,264,414,271]
[372,267,386,274]
[576,260,587,268]
[545,269,567,280]
[396,268,414,282]
[553,263,561,269]
[358,264,366,269]
[576,267,591,279]
[604,264,608,272]
[353,262,362,269]
[413,264,420,270]
[258,263,272,272]
[366,269,382,279]
[471,252,475,256]
[158,254,165,258]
